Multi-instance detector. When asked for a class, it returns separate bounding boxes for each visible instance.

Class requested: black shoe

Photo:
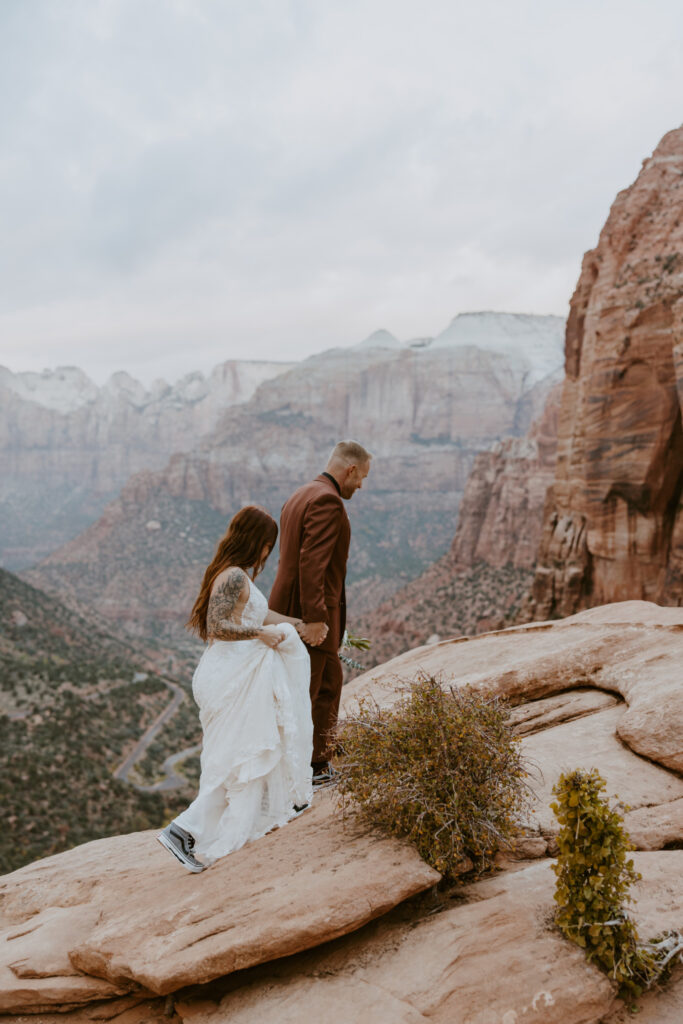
[293,802,309,814]
[312,765,338,788]
[157,822,206,873]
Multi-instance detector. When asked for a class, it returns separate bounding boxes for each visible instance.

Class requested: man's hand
[297,621,328,647]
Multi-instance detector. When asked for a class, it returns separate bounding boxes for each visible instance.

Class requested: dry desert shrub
[335,673,531,879]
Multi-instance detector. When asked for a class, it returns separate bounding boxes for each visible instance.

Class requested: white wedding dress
[174,578,313,863]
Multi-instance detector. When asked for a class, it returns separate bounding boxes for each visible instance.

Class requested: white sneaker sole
[157,831,205,873]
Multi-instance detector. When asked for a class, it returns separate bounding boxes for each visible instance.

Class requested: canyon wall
[449,381,561,571]
[528,126,683,619]
[357,384,561,667]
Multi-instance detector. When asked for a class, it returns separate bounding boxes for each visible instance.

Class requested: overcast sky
[1,0,683,385]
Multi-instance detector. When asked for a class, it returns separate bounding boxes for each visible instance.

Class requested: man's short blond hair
[328,440,373,466]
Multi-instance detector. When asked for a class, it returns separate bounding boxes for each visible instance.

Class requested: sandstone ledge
[0,791,438,1010]
[176,852,683,1024]
[345,601,683,774]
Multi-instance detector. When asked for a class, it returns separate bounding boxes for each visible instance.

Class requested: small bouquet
[339,629,372,670]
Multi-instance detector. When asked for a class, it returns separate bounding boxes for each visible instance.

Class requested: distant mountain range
[2,313,564,574]
[22,312,565,656]
[0,359,292,569]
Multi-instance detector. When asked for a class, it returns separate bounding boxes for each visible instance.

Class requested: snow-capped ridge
[0,365,99,413]
[430,312,565,384]
[353,329,402,351]
[104,371,148,406]
[2,312,566,414]
[0,361,293,414]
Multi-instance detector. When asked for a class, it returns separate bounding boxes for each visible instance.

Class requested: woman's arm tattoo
[207,569,261,640]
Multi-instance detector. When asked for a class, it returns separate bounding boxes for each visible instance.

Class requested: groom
[270,440,372,785]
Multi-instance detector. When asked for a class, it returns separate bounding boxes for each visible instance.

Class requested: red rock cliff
[529,126,683,619]
[450,382,561,571]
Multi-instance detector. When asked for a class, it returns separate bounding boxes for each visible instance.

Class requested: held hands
[296,621,328,647]
[259,625,286,649]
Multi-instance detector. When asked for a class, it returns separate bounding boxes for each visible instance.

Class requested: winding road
[140,743,202,792]
[113,678,195,790]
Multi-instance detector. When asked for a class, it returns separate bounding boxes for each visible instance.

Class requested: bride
[158,505,314,872]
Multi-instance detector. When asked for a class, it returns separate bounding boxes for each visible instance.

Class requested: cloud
[1,0,683,383]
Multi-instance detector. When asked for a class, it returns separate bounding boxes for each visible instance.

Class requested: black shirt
[322,471,342,496]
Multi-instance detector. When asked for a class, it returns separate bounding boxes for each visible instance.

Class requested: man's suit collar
[319,472,342,497]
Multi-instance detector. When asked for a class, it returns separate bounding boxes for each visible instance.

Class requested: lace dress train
[174,580,313,863]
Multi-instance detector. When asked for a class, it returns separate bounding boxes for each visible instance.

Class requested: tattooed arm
[207,567,284,648]
[263,609,303,626]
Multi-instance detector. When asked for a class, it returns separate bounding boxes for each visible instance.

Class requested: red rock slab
[508,686,618,735]
[521,705,683,834]
[344,601,683,773]
[2,791,436,998]
[0,994,169,1022]
[0,907,130,1015]
[177,852,683,1024]
[625,798,683,851]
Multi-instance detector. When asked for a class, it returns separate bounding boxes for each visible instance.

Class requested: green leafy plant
[551,769,682,999]
[335,674,530,879]
[339,629,371,670]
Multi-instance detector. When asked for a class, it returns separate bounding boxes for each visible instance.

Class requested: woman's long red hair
[187,505,278,641]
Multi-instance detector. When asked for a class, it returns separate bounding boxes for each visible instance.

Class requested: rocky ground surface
[0,600,681,1023]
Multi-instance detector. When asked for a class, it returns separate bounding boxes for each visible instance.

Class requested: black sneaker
[293,802,309,814]
[312,765,338,788]
[157,822,206,873]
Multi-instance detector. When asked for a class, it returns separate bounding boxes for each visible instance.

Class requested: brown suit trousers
[269,474,350,764]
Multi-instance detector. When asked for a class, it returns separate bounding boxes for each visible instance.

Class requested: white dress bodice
[240,577,269,629]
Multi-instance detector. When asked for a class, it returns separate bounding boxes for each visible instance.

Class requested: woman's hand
[259,625,286,649]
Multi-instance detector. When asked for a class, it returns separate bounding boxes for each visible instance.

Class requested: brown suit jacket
[270,475,350,654]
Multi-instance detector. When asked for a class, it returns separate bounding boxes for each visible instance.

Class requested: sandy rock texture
[0,792,437,1013]
[0,907,129,1014]
[0,994,172,1023]
[624,798,683,851]
[507,686,618,735]
[177,853,682,1024]
[522,703,683,834]
[528,125,683,619]
[345,601,683,859]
